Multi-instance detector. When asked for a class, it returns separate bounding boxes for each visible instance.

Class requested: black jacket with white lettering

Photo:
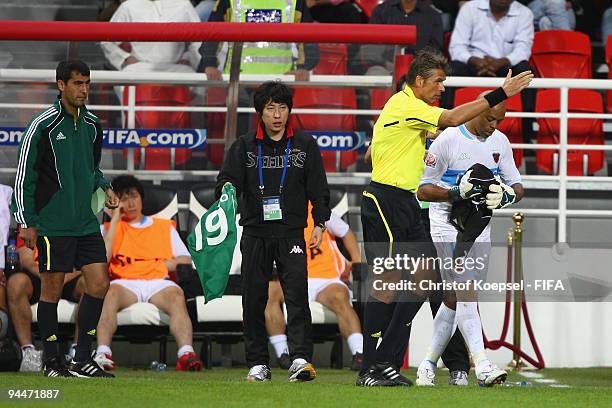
[216,124,330,238]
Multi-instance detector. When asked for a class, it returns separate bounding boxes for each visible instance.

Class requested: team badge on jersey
[424,152,437,168]
[492,152,500,163]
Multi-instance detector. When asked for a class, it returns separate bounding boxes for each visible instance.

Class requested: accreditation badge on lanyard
[258,139,292,222]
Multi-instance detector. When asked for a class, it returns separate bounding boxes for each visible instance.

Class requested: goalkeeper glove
[486,181,516,209]
[449,169,483,202]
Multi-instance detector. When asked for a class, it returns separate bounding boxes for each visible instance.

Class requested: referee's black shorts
[36,233,107,273]
[361,182,430,265]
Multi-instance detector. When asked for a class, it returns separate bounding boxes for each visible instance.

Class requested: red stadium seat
[530,31,592,79]
[454,87,524,167]
[204,87,227,167]
[353,0,384,17]
[370,88,392,112]
[535,89,604,175]
[394,54,413,83]
[370,54,414,121]
[313,43,348,75]
[606,36,612,112]
[290,87,358,172]
[123,85,192,170]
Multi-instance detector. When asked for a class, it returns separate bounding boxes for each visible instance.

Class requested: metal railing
[1,70,612,242]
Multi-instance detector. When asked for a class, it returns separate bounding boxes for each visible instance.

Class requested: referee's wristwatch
[316,222,327,232]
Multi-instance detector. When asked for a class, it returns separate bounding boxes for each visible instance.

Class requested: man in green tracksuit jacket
[11,60,118,378]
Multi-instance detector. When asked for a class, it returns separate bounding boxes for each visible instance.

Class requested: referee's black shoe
[374,362,413,386]
[43,355,76,378]
[355,368,394,387]
[69,357,115,378]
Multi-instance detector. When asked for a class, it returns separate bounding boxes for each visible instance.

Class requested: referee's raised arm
[437,68,533,128]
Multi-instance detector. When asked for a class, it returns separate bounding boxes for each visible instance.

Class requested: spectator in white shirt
[446,0,534,113]
[100,0,202,99]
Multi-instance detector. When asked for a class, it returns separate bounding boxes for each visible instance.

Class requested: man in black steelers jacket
[215,81,331,383]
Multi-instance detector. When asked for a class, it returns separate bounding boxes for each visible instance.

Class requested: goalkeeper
[415,97,524,387]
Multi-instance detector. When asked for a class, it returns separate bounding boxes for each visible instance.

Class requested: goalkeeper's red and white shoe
[476,362,507,387]
[93,352,116,371]
[176,352,203,371]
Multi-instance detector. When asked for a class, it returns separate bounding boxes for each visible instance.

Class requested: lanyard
[258,138,292,196]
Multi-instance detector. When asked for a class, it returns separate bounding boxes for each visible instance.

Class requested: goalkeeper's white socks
[456,301,487,367]
[269,334,289,358]
[424,303,456,364]
[417,303,456,386]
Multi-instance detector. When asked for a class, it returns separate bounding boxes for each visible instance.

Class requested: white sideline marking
[518,372,571,388]
[518,372,543,379]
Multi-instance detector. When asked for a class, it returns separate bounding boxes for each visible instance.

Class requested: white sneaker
[476,363,507,387]
[244,365,271,382]
[19,347,43,372]
[415,360,436,386]
[449,370,469,386]
[288,358,316,382]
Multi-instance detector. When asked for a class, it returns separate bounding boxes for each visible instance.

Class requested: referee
[358,48,532,386]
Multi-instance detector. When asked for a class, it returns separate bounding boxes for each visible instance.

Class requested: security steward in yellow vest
[357,48,533,387]
[199,0,319,80]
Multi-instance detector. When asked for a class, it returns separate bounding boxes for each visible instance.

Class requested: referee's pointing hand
[501,69,534,98]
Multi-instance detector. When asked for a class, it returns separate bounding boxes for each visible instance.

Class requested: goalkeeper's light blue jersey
[420,124,522,234]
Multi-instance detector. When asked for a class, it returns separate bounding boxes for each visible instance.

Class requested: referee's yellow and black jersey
[371,85,445,192]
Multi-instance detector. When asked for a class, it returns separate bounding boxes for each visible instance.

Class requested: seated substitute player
[415,96,524,387]
[94,175,203,371]
[265,203,364,370]
[7,231,84,372]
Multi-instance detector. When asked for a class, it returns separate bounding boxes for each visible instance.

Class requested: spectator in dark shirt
[361,0,444,75]
[307,0,368,24]
[432,0,461,31]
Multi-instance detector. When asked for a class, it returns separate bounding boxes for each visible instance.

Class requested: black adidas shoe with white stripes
[374,362,413,387]
[355,369,394,387]
[69,358,115,378]
[43,356,76,378]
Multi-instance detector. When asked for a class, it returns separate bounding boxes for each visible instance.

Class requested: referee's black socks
[38,301,60,361]
[74,294,104,362]
[374,294,426,364]
[360,296,396,375]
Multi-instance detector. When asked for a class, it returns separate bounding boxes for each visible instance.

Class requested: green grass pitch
[1,367,611,407]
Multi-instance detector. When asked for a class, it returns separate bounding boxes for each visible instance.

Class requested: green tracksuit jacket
[11,99,111,236]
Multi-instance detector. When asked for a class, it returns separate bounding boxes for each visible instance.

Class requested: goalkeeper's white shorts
[430,227,491,283]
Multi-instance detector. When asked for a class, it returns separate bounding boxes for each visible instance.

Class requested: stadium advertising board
[0,128,366,151]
